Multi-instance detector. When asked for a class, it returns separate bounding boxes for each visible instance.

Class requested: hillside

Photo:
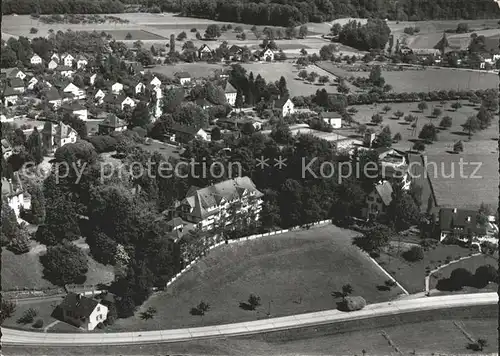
[2,0,500,26]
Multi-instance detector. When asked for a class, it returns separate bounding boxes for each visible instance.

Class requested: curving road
[2,293,497,346]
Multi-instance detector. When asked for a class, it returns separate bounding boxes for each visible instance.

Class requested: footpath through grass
[109,224,402,331]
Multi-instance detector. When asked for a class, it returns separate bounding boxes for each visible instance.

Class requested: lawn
[108,224,403,331]
[1,240,115,292]
[150,62,226,79]
[429,253,498,290]
[240,62,343,96]
[101,29,166,41]
[317,62,499,92]
[6,305,497,355]
[376,242,478,294]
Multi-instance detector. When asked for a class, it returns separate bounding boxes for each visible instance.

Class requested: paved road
[2,293,497,346]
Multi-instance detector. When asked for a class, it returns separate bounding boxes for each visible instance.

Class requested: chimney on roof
[272,99,275,108]
[466,216,471,222]
[453,208,457,213]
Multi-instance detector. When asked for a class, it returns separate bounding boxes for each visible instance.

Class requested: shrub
[30,27,38,34]
[385,279,397,287]
[32,319,44,328]
[474,264,498,287]
[402,246,424,262]
[338,296,366,311]
[1,299,17,323]
[17,308,38,324]
[413,141,425,151]
[190,28,197,32]
[248,294,261,310]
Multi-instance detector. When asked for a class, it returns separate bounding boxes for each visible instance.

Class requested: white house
[176,176,263,232]
[48,59,59,70]
[30,54,43,66]
[51,53,60,62]
[2,139,13,159]
[61,53,75,67]
[273,97,295,117]
[57,293,108,331]
[27,76,39,90]
[258,48,275,61]
[98,114,128,135]
[89,73,97,86]
[94,89,105,104]
[120,96,136,110]
[165,124,209,144]
[44,88,63,108]
[56,66,74,78]
[198,44,212,60]
[3,87,19,106]
[63,83,86,100]
[76,55,88,70]
[6,68,27,80]
[135,82,146,94]
[175,72,191,86]
[2,173,31,219]
[224,81,237,106]
[111,82,124,94]
[320,111,342,128]
[41,121,78,153]
[62,102,88,121]
[150,76,162,88]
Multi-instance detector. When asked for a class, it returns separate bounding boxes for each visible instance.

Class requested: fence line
[165,219,332,289]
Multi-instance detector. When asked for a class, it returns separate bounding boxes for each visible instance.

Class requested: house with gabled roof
[55,66,74,78]
[61,53,75,67]
[103,94,136,110]
[27,76,39,90]
[3,68,27,80]
[150,76,162,88]
[8,78,25,93]
[48,59,59,70]
[319,111,342,128]
[128,62,145,75]
[363,180,393,220]
[198,44,212,60]
[273,96,295,117]
[111,82,124,95]
[76,55,88,70]
[89,73,97,86]
[30,54,43,66]
[94,89,106,104]
[228,45,244,61]
[2,138,13,159]
[165,123,208,144]
[63,83,86,100]
[62,101,88,121]
[175,72,191,85]
[55,293,108,331]
[194,97,213,110]
[98,113,127,135]
[134,82,146,94]
[438,208,487,242]
[223,81,237,106]
[41,121,78,153]
[2,172,31,219]
[256,47,275,61]
[176,176,264,231]
[3,86,19,106]
[44,87,63,108]
[51,53,60,62]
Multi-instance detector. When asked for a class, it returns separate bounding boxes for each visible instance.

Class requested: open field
[425,153,499,210]
[1,240,114,291]
[108,224,403,331]
[341,100,499,209]
[317,62,499,92]
[101,29,166,41]
[151,62,227,79]
[241,62,343,96]
[5,305,497,355]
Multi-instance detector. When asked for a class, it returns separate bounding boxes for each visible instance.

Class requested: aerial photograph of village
[0,0,499,355]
